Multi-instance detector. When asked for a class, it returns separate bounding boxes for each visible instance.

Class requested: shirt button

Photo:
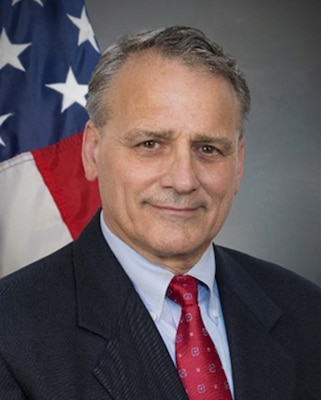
[150,311,157,321]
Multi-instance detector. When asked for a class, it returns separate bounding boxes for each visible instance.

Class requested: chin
[152,236,209,259]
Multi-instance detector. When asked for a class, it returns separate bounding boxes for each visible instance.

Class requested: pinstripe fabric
[0,211,321,399]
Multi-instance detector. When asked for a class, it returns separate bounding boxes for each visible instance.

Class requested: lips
[149,203,203,217]
[153,205,198,212]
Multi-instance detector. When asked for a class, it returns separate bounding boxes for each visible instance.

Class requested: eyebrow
[127,130,172,139]
[192,134,234,145]
[122,130,173,144]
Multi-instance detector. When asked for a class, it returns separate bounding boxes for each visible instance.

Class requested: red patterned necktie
[167,275,232,399]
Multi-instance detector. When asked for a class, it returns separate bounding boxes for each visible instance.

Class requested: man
[0,26,320,400]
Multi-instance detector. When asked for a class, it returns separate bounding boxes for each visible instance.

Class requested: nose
[160,147,200,194]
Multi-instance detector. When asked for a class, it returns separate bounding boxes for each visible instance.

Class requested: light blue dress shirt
[100,212,234,396]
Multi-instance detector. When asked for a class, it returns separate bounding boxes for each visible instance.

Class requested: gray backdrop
[86,0,321,286]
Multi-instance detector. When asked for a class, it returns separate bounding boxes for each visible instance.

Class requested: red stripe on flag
[33,132,101,239]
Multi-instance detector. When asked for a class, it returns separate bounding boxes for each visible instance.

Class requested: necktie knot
[167,275,198,308]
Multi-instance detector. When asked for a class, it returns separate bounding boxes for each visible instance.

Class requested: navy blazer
[0,212,321,399]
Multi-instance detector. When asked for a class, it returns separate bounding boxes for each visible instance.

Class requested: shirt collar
[100,212,216,320]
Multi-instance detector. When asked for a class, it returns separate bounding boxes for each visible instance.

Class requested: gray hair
[86,26,251,134]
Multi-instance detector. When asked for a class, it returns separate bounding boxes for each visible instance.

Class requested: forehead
[105,51,240,133]
[110,50,233,96]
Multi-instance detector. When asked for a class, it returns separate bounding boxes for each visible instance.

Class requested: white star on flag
[0,28,31,71]
[12,0,44,6]
[0,113,14,147]
[68,6,99,53]
[46,67,88,112]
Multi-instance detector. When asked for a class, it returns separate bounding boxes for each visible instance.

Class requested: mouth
[149,203,203,217]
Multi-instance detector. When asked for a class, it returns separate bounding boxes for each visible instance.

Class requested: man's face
[83,52,245,273]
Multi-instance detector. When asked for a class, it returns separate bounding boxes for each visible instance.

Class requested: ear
[234,136,245,195]
[82,120,100,181]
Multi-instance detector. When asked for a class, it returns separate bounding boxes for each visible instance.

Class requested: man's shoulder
[215,244,321,306]
[0,243,77,353]
[0,243,74,308]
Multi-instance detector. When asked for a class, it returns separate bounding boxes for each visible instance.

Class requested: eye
[200,144,217,154]
[141,140,157,149]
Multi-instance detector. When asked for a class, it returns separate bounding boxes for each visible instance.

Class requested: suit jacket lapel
[215,246,296,400]
[72,213,187,400]
[93,289,186,400]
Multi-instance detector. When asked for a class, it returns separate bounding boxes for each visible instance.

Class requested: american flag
[0,0,101,276]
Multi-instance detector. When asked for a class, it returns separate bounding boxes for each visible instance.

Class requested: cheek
[201,163,237,200]
[98,155,146,208]
[97,154,122,207]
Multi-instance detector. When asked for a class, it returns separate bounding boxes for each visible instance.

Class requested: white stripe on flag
[0,152,72,276]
